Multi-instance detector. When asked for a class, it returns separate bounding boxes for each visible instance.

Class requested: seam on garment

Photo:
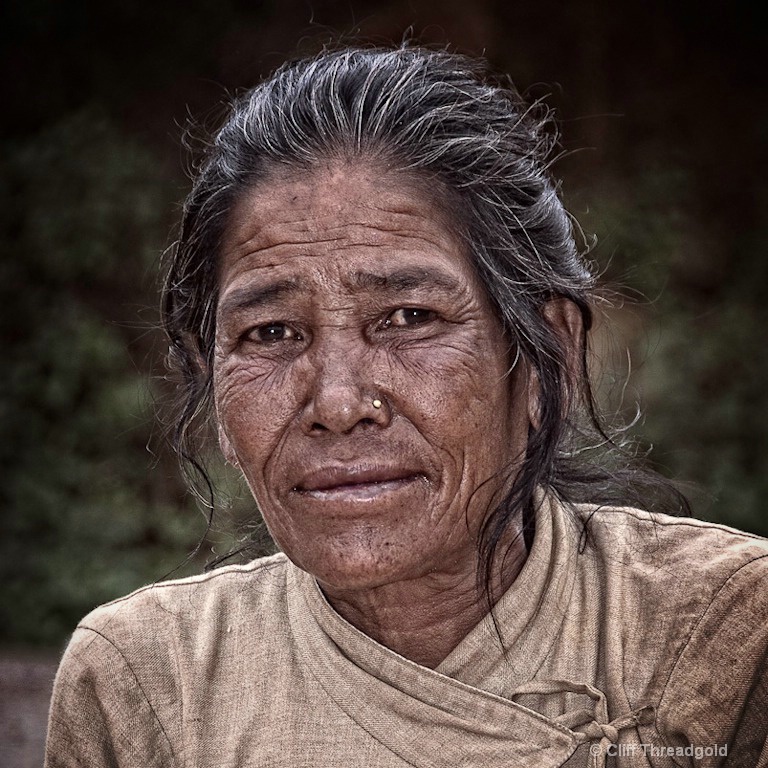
[90,553,288,611]
[584,505,768,543]
[78,626,177,764]
[522,500,583,679]
[656,552,768,718]
[74,556,288,651]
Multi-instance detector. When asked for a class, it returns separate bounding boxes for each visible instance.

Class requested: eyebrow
[348,267,462,294]
[218,279,300,316]
[217,267,462,317]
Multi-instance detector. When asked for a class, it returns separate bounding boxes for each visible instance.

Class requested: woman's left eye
[384,308,436,328]
[246,322,302,343]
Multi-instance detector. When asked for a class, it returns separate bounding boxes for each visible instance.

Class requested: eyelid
[382,307,438,329]
[243,321,303,344]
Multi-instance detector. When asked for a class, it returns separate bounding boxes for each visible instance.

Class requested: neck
[320,536,528,669]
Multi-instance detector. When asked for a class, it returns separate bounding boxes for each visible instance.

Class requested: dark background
[2,0,767,649]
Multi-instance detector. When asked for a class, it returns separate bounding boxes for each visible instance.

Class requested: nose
[300,338,389,435]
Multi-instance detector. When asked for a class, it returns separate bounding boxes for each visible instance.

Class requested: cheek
[390,336,517,438]
[213,355,300,464]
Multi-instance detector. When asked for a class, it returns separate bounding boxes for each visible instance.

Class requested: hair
[162,44,688,601]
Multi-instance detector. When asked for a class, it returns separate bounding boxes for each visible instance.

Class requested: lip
[294,465,424,494]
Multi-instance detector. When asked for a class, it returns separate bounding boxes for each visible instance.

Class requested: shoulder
[60,551,293,697]
[571,503,768,643]
[47,553,293,766]
[572,504,768,749]
[573,503,768,588]
[567,502,768,649]
[76,551,290,643]
[47,552,299,765]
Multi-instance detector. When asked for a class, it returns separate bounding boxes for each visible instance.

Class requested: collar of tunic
[285,494,620,767]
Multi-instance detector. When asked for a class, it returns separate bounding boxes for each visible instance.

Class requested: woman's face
[213,163,534,593]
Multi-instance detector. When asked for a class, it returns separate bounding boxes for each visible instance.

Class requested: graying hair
[163,45,686,595]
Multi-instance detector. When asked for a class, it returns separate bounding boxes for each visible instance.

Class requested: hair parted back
[163,44,687,596]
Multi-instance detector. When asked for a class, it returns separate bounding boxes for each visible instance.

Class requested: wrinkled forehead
[210,159,516,344]
[222,159,466,255]
[217,160,480,289]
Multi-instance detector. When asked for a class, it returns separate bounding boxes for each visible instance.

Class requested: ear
[541,297,585,371]
[527,298,585,429]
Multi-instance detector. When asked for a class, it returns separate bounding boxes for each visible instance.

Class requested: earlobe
[526,364,542,429]
[527,298,586,430]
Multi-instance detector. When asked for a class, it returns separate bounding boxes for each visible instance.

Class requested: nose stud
[372,399,382,409]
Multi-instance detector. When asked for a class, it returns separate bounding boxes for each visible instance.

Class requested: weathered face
[213,163,533,593]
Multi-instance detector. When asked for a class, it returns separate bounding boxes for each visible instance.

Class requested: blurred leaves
[0,113,210,645]
[584,166,768,536]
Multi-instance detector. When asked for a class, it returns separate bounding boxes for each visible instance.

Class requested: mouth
[293,466,426,501]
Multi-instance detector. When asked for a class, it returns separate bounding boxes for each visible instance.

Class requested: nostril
[302,387,389,435]
[308,416,379,435]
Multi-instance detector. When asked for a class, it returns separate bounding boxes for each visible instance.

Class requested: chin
[284,536,426,594]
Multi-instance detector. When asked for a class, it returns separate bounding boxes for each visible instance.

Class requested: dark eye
[385,308,436,327]
[249,323,302,343]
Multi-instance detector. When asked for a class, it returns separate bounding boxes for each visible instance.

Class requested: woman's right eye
[246,323,302,343]
[385,307,436,327]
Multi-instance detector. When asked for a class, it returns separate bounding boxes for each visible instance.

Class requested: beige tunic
[45,498,768,767]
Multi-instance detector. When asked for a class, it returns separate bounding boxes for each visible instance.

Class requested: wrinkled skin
[214,163,534,666]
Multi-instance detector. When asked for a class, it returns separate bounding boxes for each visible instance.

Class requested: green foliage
[0,112,210,645]
[583,168,768,536]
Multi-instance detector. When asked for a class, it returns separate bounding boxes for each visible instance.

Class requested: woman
[45,47,768,767]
